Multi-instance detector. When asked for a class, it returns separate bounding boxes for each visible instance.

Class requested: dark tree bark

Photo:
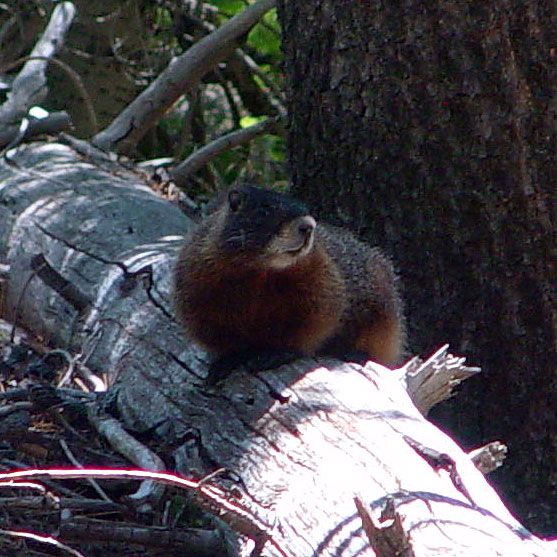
[278,0,556,535]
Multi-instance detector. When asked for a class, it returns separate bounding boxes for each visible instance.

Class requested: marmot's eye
[228,189,245,212]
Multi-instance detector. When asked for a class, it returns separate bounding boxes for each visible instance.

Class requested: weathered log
[0,141,554,556]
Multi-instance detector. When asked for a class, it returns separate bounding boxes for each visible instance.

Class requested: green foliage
[211,0,246,15]
[248,9,281,62]
[139,1,286,194]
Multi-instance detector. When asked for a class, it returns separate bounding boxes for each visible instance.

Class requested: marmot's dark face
[218,185,316,269]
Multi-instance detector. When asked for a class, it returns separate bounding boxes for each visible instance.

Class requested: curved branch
[170,117,281,185]
[0,55,98,135]
[0,2,76,125]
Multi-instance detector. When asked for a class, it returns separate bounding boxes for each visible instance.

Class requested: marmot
[174,184,404,379]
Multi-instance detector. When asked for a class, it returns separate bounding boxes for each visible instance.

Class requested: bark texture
[278,0,556,535]
[0,142,196,380]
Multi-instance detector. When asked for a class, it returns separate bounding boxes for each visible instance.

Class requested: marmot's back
[316,224,404,365]
[174,184,404,369]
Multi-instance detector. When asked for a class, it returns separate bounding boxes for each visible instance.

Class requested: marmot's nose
[296,216,316,238]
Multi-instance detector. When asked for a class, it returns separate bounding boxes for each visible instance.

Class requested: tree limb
[92,0,277,154]
[170,117,281,185]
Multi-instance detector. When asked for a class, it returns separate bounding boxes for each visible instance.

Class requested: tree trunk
[278,0,556,535]
[0,141,554,556]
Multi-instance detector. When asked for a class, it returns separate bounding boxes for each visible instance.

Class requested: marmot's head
[216,184,316,270]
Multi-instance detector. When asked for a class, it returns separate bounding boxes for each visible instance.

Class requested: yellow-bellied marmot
[174,184,404,378]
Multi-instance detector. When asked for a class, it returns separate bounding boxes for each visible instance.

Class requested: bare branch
[170,117,280,185]
[235,48,286,115]
[92,0,277,153]
[59,517,227,555]
[59,438,112,503]
[87,404,166,509]
[0,2,76,125]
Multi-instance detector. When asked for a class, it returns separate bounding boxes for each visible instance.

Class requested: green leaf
[239,116,264,128]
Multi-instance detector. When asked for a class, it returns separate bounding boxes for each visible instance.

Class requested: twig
[170,117,279,185]
[217,69,242,127]
[0,528,86,557]
[86,403,166,508]
[49,348,77,388]
[59,438,113,503]
[0,468,292,556]
[235,48,286,114]
[0,481,49,495]
[0,495,123,512]
[59,516,226,554]
[0,401,34,417]
[92,0,277,153]
[30,253,92,313]
[1,459,80,498]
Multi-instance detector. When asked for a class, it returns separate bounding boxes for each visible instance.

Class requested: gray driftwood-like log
[0,141,554,557]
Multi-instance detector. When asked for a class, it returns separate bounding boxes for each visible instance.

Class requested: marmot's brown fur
[174,184,404,375]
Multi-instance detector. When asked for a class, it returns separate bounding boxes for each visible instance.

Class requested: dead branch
[92,0,277,153]
[0,496,124,513]
[469,441,508,475]
[0,528,86,557]
[87,404,166,509]
[59,517,228,556]
[170,117,280,185]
